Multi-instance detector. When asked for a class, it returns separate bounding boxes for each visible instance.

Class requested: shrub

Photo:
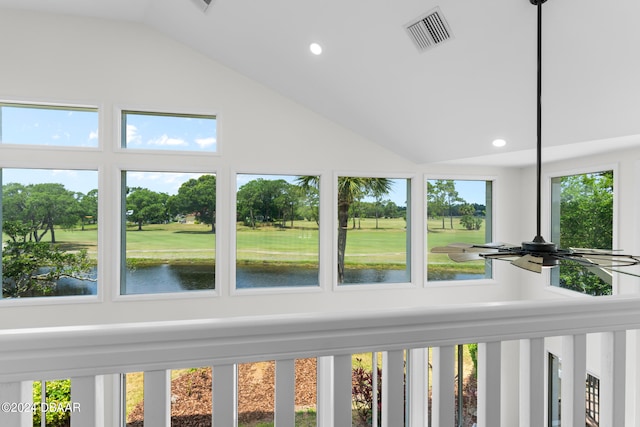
[33,380,71,427]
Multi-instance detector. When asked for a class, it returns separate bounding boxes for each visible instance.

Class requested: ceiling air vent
[405,7,452,52]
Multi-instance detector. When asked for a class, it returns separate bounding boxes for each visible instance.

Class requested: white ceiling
[1,0,639,166]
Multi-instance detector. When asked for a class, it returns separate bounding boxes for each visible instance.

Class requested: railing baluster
[519,338,545,427]
[212,364,237,427]
[382,350,405,427]
[333,354,352,426]
[407,348,428,426]
[71,375,103,427]
[432,345,455,426]
[562,334,587,427]
[600,330,626,427]
[144,370,170,426]
[478,341,501,426]
[0,381,32,427]
[315,356,332,427]
[275,359,295,427]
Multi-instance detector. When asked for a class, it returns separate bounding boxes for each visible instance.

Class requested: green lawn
[9,216,487,274]
[427,217,488,275]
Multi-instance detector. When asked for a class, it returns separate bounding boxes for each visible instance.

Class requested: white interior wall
[0,9,525,329]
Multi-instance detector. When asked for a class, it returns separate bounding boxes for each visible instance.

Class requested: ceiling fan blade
[570,247,622,254]
[510,254,544,273]
[431,243,499,254]
[565,253,640,268]
[431,245,468,253]
[449,252,485,262]
[482,252,522,260]
[480,242,521,249]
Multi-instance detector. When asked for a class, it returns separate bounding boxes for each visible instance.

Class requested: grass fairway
[427,217,488,275]
[23,217,487,275]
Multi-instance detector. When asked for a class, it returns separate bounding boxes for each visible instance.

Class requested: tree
[298,176,392,283]
[77,189,98,231]
[297,178,320,226]
[557,171,613,295]
[427,180,463,229]
[169,175,216,232]
[2,182,81,242]
[2,220,93,298]
[427,180,448,228]
[459,204,483,230]
[236,178,297,228]
[126,187,169,230]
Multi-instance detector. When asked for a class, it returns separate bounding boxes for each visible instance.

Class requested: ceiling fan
[432,0,640,276]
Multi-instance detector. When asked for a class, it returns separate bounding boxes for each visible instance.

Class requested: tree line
[2,175,404,290]
[427,180,486,230]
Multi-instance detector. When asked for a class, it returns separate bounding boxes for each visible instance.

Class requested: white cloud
[126,124,141,145]
[195,137,216,149]
[89,130,98,140]
[148,134,188,147]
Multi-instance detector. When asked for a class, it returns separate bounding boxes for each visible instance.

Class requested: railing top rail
[1,295,640,382]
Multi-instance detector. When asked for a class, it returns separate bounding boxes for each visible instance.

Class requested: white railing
[1,295,640,426]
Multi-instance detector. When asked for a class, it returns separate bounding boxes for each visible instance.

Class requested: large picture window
[0,102,98,147]
[336,176,410,285]
[550,170,613,295]
[1,168,98,298]
[235,174,320,289]
[121,171,216,295]
[121,110,217,152]
[427,179,492,281]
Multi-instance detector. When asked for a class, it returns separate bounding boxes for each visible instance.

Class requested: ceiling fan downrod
[521,0,558,257]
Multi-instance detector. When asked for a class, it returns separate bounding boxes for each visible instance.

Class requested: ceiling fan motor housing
[523,239,559,267]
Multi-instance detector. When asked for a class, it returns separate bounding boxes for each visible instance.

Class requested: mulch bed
[127,358,317,427]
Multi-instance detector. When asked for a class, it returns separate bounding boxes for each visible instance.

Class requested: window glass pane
[586,373,600,426]
[548,353,561,427]
[550,171,613,295]
[122,111,217,152]
[0,102,98,147]
[236,174,319,289]
[1,168,98,298]
[427,179,492,281]
[121,171,216,295]
[338,177,409,285]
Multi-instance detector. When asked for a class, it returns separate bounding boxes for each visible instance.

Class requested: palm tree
[297,176,392,283]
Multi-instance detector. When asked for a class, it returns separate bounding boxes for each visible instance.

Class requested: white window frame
[424,174,498,286]
[544,163,619,295]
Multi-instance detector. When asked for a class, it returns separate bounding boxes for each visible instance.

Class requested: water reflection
[11,265,483,297]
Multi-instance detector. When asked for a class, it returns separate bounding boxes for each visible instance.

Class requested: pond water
[14,265,483,297]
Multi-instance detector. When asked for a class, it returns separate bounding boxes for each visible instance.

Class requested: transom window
[121,110,217,152]
[0,102,98,147]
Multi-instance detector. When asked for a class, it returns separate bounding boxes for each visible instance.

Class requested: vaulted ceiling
[1,0,639,165]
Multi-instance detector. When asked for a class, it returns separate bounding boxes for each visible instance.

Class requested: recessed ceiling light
[309,43,323,55]
[492,139,507,147]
